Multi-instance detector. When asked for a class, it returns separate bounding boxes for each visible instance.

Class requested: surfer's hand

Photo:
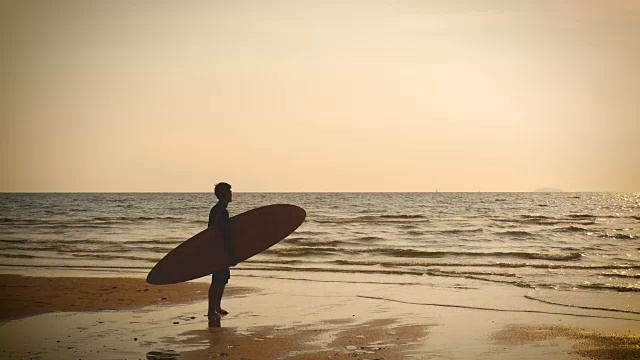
[229,256,238,267]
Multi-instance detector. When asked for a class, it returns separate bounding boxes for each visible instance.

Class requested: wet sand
[0,274,254,322]
[492,324,640,360]
[0,274,638,359]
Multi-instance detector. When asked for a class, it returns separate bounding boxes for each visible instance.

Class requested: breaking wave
[314,214,429,224]
[0,216,204,227]
[599,233,635,240]
[554,226,590,233]
[497,230,535,237]
[264,247,583,261]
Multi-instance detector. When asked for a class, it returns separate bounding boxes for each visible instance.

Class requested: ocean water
[1,192,638,300]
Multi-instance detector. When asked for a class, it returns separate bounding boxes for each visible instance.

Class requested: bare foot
[216,308,229,316]
[208,316,221,328]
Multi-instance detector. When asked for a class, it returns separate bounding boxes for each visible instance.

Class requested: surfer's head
[214,182,232,203]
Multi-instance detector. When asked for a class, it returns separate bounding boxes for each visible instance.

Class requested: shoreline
[0,273,638,359]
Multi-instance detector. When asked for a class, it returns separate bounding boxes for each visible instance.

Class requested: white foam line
[524,295,640,315]
[357,295,640,322]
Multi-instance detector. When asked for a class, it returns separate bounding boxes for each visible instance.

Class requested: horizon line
[0,190,635,194]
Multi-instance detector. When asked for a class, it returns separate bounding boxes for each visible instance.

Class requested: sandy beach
[0,273,638,359]
[0,274,254,322]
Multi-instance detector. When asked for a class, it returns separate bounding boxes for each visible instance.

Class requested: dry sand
[0,273,638,359]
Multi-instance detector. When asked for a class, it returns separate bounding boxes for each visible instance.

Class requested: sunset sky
[2,0,639,192]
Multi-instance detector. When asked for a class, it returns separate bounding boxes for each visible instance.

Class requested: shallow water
[1,192,638,301]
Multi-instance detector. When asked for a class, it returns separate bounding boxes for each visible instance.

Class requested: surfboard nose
[279,204,306,225]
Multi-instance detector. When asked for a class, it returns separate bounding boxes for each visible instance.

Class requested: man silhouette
[208,182,236,325]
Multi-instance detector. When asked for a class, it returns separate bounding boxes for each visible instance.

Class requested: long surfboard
[147,204,306,285]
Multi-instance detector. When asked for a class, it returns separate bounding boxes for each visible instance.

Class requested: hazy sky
[2,0,639,192]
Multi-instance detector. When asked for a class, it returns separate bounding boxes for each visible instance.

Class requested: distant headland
[534,187,564,192]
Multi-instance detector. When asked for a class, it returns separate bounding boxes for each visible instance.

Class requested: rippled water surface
[1,192,638,295]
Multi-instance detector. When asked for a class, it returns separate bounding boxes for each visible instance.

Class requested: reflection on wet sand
[176,318,431,360]
[146,349,179,360]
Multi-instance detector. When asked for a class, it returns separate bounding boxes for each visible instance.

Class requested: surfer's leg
[208,277,217,319]
[214,268,230,315]
[208,286,221,328]
[216,285,228,315]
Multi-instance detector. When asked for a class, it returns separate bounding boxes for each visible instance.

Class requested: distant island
[534,187,564,192]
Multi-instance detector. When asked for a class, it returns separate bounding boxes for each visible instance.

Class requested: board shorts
[212,268,230,286]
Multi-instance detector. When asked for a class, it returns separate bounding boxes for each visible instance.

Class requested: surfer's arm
[217,213,237,265]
